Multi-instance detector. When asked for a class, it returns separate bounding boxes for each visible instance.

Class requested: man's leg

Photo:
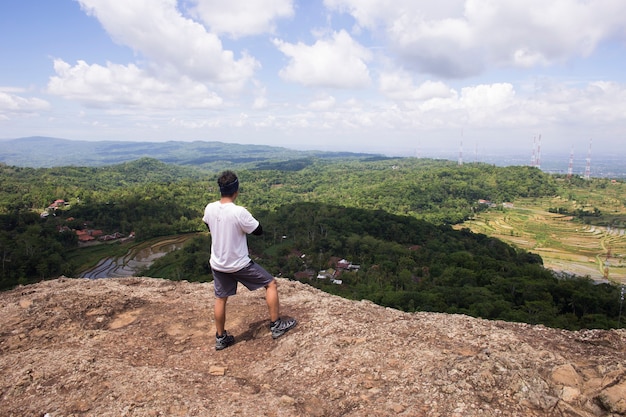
[214,296,235,350]
[265,279,279,322]
[237,264,295,338]
[214,296,228,336]
[266,278,297,339]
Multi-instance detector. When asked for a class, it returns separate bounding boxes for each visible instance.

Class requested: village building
[315,258,360,285]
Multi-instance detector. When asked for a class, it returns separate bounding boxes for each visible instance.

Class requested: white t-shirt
[202,201,260,273]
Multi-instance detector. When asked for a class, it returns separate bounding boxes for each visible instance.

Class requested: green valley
[1,155,624,330]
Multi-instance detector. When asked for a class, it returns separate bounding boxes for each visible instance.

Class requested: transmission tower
[584,138,592,180]
[567,147,574,179]
[458,130,463,166]
[530,134,542,168]
[536,134,542,169]
[474,141,478,163]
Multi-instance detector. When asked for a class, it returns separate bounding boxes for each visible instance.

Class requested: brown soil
[1,277,625,416]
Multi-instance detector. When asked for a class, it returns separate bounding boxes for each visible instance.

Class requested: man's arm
[251,223,263,236]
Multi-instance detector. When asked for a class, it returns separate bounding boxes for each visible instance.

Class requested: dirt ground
[1,277,626,416]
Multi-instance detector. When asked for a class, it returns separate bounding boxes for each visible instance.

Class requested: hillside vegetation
[1,157,624,330]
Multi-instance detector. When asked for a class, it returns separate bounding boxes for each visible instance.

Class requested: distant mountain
[4,136,623,177]
[0,137,383,169]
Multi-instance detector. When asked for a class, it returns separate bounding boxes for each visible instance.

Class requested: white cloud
[379,71,455,101]
[282,79,626,136]
[3,0,626,156]
[274,30,372,88]
[0,86,30,94]
[0,90,49,113]
[530,80,626,125]
[324,0,626,78]
[190,0,294,38]
[252,96,268,110]
[512,48,549,68]
[459,83,518,125]
[460,83,515,109]
[584,81,626,121]
[76,0,259,89]
[46,59,223,109]
[308,94,336,110]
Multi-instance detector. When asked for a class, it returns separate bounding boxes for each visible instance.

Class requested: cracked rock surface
[1,277,625,416]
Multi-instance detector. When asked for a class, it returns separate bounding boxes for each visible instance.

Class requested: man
[202,170,297,350]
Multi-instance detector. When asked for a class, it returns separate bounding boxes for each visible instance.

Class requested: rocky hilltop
[1,277,625,417]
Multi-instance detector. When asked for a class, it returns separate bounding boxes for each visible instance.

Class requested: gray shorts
[212,261,275,298]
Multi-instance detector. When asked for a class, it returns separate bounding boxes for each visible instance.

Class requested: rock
[551,363,582,388]
[209,365,227,376]
[1,277,625,417]
[597,375,626,414]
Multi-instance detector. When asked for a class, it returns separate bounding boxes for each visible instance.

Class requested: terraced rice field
[80,234,198,279]
[456,201,626,285]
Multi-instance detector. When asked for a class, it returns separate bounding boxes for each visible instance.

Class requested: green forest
[1,156,624,330]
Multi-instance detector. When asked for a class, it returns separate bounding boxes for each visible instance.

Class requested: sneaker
[270,317,297,339]
[215,331,235,350]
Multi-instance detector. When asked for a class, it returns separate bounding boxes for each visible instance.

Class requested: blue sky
[1,0,625,160]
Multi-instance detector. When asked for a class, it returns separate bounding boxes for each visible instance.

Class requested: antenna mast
[567,147,574,179]
[474,140,478,163]
[585,138,592,180]
[536,134,542,169]
[458,130,463,166]
[530,134,541,168]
